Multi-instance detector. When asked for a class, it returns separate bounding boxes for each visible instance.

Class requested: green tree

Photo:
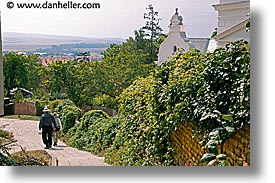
[3,53,41,93]
[13,90,24,118]
[39,60,85,104]
[98,38,155,108]
[24,54,41,93]
[3,53,29,91]
[133,29,150,53]
[142,4,163,62]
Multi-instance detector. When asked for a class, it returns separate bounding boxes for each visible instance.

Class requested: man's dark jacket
[39,112,57,129]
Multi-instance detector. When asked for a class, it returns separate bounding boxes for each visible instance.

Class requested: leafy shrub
[49,99,63,113]
[0,125,18,165]
[105,77,174,166]
[35,98,49,116]
[196,41,250,130]
[61,105,82,134]
[92,94,118,109]
[197,41,250,165]
[65,110,109,148]
[65,110,119,156]
[52,99,82,134]
[11,149,50,166]
[84,117,120,155]
[78,110,109,132]
[54,99,75,116]
[105,41,250,166]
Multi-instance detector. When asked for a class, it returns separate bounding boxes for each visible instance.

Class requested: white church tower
[0,12,4,116]
[157,8,194,63]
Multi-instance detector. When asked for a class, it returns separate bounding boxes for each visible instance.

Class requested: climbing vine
[55,41,250,166]
[105,40,250,166]
[64,110,119,156]
[54,99,82,134]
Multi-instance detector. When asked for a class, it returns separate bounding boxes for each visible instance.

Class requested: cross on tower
[175,8,179,15]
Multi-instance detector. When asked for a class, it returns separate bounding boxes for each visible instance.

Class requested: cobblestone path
[0,118,109,166]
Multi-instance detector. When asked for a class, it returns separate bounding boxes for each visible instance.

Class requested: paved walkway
[0,118,109,166]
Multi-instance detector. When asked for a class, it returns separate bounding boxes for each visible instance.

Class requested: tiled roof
[189,38,210,52]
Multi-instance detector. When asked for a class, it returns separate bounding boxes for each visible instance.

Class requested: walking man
[52,112,62,146]
[39,107,57,149]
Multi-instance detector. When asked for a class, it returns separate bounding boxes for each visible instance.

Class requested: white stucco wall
[214,0,250,34]
[158,32,190,62]
[211,0,250,50]
[157,12,191,62]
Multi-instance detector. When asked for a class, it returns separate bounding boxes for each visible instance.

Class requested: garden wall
[14,102,37,116]
[171,122,250,166]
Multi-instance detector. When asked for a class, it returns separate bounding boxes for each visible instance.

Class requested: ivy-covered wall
[223,123,250,166]
[171,122,250,166]
[171,122,205,166]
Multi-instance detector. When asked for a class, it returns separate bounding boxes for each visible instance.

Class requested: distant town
[5,51,104,66]
[2,32,125,65]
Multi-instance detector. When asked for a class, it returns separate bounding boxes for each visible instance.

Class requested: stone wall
[223,124,250,166]
[14,102,37,116]
[171,122,250,166]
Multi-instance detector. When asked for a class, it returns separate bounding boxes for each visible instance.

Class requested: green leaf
[200,113,211,121]
[208,131,219,139]
[200,154,216,163]
[225,126,236,135]
[216,154,226,160]
[222,114,233,121]
[208,159,217,166]
[213,110,221,115]
[206,139,219,147]
[208,146,218,155]
[217,160,228,166]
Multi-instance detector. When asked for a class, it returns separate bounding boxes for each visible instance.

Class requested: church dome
[170,8,184,26]
[157,8,192,63]
[170,14,180,26]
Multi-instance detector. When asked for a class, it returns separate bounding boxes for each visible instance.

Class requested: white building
[157,9,210,64]
[157,8,194,63]
[208,0,250,51]
[157,0,250,64]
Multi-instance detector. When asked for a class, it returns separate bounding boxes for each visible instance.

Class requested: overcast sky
[0,0,218,39]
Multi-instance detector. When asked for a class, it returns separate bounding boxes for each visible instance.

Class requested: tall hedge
[65,110,119,155]
[105,40,250,166]
[54,99,82,134]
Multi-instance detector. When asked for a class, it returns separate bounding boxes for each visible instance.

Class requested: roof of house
[189,38,211,52]
[214,18,249,41]
[9,87,34,98]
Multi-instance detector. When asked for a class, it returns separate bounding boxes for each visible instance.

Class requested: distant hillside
[2,32,125,53]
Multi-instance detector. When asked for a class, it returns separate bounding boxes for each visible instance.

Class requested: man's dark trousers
[42,126,53,147]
